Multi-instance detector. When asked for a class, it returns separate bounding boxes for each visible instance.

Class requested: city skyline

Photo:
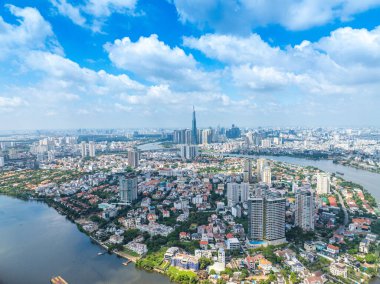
[1,1,380,130]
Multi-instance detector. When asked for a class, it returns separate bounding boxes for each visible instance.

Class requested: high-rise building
[202,129,212,145]
[88,141,96,157]
[226,124,241,139]
[180,145,199,160]
[248,193,286,244]
[192,106,198,144]
[80,141,87,158]
[128,149,140,168]
[0,156,4,167]
[316,173,330,195]
[243,159,252,183]
[226,182,249,206]
[262,166,272,186]
[119,174,138,203]
[295,189,315,231]
[185,129,192,145]
[256,158,266,181]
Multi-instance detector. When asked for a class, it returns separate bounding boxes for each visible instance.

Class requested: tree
[365,253,378,264]
[199,257,214,270]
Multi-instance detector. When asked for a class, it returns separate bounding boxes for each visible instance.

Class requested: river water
[1,151,380,283]
[0,196,170,284]
[229,154,380,202]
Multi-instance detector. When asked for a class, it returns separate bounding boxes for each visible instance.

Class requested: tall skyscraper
[192,106,198,144]
[227,182,249,206]
[243,159,252,183]
[80,141,87,158]
[88,141,96,157]
[295,189,315,231]
[119,174,138,203]
[128,149,140,168]
[0,156,4,167]
[316,173,330,195]
[262,166,272,186]
[248,193,286,244]
[184,129,192,145]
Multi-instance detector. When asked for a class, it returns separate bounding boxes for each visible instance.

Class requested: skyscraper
[248,193,286,245]
[88,141,96,157]
[256,158,266,181]
[262,166,272,186]
[295,189,315,231]
[192,106,198,144]
[316,173,330,195]
[243,159,252,183]
[119,174,138,203]
[128,149,140,168]
[80,141,87,158]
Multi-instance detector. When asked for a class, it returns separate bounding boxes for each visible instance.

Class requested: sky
[1,0,380,130]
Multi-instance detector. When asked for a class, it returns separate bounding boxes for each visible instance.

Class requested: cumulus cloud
[104,34,218,91]
[0,5,62,59]
[173,0,380,32]
[50,0,137,32]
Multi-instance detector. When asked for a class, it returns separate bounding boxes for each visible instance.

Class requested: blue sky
[1,0,380,130]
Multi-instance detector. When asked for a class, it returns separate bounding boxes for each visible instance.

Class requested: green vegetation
[166,266,198,284]
[136,247,167,270]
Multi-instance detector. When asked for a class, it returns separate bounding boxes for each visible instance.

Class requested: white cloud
[0,96,26,107]
[173,0,380,32]
[105,34,217,91]
[0,5,62,59]
[50,0,137,32]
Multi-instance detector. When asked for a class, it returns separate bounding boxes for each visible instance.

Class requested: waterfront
[228,154,380,202]
[0,195,170,284]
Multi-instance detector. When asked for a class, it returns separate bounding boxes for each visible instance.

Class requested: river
[0,195,170,284]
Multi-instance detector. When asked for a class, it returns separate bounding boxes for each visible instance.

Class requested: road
[333,189,349,226]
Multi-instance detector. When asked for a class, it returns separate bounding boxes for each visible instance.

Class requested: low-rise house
[330,262,347,278]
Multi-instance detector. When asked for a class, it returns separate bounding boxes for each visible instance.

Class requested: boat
[122,260,131,266]
[97,252,105,256]
[51,276,68,284]
[336,171,345,176]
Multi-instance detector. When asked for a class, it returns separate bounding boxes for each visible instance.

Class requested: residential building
[261,166,272,186]
[119,174,138,203]
[88,141,96,157]
[248,193,286,244]
[316,173,330,195]
[295,189,315,231]
[128,149,139,168]
[330,262,347,278]
[227,182,249,206]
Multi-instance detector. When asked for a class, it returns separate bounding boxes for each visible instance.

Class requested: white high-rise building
[0,156,4,167]
[248,194,286,244]
[88,141,96,157]
[226,182,249,207]
[295,189,315,231]
[316,173,330,195]
[119,175,138,203]
[256,158,266,181]
[128,149,140,168]
[262,166,272,186]
[180,145,199,160]
[80,142,87,158]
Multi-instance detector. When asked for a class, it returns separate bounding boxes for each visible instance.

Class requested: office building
[88,141,96,157]
[119,174,138,203]
[295,189,315,231]
[180,145,199,160]
[248,193,286,244]
[227,182,249,206]
[316,173,330,195]
[262,166,272,186]
[192,106,198,144]
[128,149,140,168]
